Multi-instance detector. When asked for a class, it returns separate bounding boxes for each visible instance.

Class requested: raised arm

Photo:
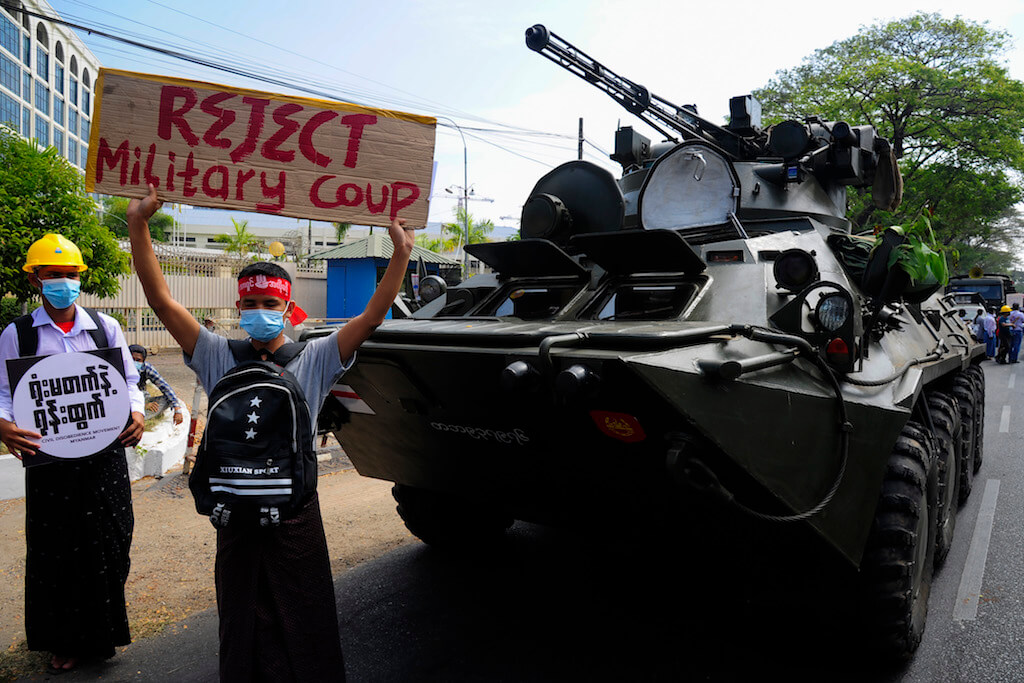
[336,218,415,362]
[126,184,201,355]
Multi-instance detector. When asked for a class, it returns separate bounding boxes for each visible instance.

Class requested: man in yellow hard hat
[0,233,145,673]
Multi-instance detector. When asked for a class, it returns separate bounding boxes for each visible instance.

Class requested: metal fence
[76,242,327,351]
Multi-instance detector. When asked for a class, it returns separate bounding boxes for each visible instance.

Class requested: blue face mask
[134,361,143,370]
[41,278,81,310]
[239,308,286,342]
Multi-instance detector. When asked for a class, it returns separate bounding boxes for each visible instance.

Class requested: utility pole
[578,117,583,160]
[443,184,494,277]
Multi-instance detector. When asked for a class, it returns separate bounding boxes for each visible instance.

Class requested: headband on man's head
[237,275,308,325]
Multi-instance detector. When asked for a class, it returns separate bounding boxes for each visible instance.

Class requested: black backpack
[189,340,316,528]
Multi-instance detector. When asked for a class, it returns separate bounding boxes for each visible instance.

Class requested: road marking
[1000,405,1011,433]
[1010,375,1016,389]
[953,479,1001,621]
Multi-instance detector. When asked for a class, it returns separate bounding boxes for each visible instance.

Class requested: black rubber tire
[949,375,976,503]
[859,420,938,660]
[392,484,513,549]
[922,394,960,566]
[963,364,985,474]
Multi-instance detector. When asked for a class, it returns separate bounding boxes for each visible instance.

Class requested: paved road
[23,361,1024,682]
[894,361,1024,683]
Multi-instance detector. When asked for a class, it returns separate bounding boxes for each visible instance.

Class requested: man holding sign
[128,183,415,681]
[0,234,145,673]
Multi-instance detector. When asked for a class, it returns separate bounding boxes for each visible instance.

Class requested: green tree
[442,206,494,248]
[754,13,1024,264]
[214,218,262,261]
[101,195,171,242]
[414,233,447,252]
[332,221,351,243]
[0,126,128,302]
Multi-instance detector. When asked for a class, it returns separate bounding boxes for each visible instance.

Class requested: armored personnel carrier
[327,24,985,659]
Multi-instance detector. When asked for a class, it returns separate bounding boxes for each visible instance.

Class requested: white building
[0,0,100,169]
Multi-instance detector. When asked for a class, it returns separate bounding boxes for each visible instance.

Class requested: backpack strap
[271,341,308,366]
[228,339,308,367]
[228,339,260,363]
[80,307,110,349]
[12,314,37,358]
[12,307,109,358]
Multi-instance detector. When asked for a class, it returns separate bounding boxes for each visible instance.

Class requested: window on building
[34,115,47,146]
[22,68,28,101]
[0,52,17,96]
[80,117,88,140]
[67,138,76,166]
[21,104,28,136]
[35,46,46,80]
[0,11,16,57]
[34,22,45,48]
[68,107,76,137]
[54,41,62,62]
[0,90,17,128]
[69,75,76,106]
[79,143,86,168]
[53,96,62,125]
[53,128,62,156]
[33,81,47,114]
[21,34,28,67]
[81,69,89,113]
[54,62,63,95]
[185,237,196,243]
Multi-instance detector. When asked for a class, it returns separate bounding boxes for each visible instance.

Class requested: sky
[46,0,1024,240]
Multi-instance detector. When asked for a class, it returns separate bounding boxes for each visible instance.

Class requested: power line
[16,1,623,180]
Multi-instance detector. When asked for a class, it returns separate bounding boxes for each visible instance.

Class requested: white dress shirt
[0,305,145,422]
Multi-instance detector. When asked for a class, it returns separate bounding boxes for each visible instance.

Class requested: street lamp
[437,117,470,278]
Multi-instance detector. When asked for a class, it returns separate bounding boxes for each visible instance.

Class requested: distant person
[983,308,998,359]
[129,344,184,425]
[0,234,145,673]
[1009,303,1024,363]
[996,305,1013,363]
[972,308,986,343]
[127,184,415,682]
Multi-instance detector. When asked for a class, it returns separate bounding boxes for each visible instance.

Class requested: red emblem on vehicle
[589,411,646,443]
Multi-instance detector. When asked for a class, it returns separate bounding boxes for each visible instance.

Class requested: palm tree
[214,218,262,262]
[332,222,351,244]
[442,206,494,251]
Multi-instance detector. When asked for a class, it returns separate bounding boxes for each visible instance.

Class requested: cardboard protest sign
[86,69,436,227]
[7,349,130,465]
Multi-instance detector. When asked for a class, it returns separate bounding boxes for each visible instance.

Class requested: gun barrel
[525,24,744,155]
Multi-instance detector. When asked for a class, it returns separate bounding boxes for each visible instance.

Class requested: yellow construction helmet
[1001,305,1012,313]
[23,234,88,273]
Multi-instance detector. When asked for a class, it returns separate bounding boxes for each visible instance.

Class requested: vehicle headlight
[816,293,851,332]
[773,249,819,292]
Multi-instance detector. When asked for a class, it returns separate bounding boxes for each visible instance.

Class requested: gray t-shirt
[184,327,354,433]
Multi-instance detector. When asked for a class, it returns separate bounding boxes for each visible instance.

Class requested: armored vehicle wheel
[392,484,513,549]
[859,420,938,660]
[962,365,985,474]
[923,394,960,566]
[950,372,979,502]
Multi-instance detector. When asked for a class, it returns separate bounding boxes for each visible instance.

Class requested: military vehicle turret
[325,24,985,659]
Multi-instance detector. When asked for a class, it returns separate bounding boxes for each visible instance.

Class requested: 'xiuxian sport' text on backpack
[189,340,316,528]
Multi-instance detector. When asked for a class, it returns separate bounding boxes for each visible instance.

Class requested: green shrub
[0,297,38,330]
